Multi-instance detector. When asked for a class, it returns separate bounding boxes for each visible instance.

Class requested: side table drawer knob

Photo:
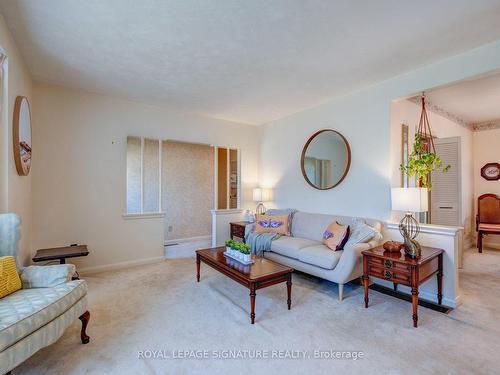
[384,270,392,280]
[384,260,393,268]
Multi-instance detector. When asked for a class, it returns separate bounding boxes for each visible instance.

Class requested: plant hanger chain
[417,93,436,154]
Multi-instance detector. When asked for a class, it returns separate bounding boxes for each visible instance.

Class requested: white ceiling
[422,72,500,124]
[2,0,500,125]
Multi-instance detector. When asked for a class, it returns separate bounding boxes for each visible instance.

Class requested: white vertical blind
[431,137,460,226]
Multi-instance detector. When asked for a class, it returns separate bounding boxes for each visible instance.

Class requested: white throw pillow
[345,218,382,247]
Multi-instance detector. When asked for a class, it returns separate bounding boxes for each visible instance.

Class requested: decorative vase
[226,246,231,253]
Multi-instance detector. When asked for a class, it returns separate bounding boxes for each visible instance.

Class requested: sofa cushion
[21,264,76,289]
[270,237,320,259]
[322,222,350,251]
[298,245,343,270]
[0,279,87,352]
[256,214,290,236]
[292,212,356,242]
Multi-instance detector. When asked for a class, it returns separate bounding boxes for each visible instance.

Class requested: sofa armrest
[20,264,76,288]
[333,242,371,284]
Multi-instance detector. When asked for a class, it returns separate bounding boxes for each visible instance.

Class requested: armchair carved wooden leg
[477,231,483,253]
[78,310,90,344]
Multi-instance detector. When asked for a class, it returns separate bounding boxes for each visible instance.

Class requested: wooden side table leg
[250,284,256,324]
[411,265,419,328]
[286,273,292,310]
[478,231,483,253]
[196,254,200,282]
[362,255,369,308]
[437,253,443,305]
[411,288,419,328]
[393,283,398,292]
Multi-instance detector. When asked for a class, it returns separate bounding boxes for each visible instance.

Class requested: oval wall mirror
[301,129,351,190]
[13,96,32,176]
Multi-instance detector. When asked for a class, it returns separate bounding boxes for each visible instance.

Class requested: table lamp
[252,188,272,215]
[391,187,428,258]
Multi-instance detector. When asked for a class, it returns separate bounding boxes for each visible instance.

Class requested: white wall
[389,99,474,235]
[258,41,500,306]
[259,40,500,221]
[32,83,260,271]
[473,128,500,248]
[0,14,33,266]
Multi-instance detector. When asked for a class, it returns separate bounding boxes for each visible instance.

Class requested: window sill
[122,212,165,220]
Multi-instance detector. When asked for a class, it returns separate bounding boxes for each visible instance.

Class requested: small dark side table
[33,245,89,264]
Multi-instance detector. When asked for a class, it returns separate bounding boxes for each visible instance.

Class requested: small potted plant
[233,242,241,258]
[240,245,251,262]
[225,239,233,254]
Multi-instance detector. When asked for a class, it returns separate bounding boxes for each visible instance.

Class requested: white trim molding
[122,212,165,220]
[210,208,244,216]
[165,235,211,246]
[385,221,463,237]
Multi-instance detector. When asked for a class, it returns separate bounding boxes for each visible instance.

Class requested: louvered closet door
[430,137,461,226]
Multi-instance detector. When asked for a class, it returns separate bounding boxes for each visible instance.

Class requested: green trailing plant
[400,134,450,189]
[226,240,250,254]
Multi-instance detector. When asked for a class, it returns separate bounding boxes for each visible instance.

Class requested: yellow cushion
[255,214,290,236]
[0,256,22,298]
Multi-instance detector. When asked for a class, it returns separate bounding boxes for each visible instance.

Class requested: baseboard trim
[164,235,211,246]
[78,256,165,275]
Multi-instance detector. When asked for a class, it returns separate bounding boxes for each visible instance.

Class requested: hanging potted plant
[400,95,450,189]
[400,133,450,188]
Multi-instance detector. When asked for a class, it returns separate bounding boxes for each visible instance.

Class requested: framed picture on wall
[13,96,32,176]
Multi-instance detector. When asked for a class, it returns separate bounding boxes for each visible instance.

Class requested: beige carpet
[13,248,500,375]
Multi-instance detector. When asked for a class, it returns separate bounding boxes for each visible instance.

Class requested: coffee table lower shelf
[196,247,293,324]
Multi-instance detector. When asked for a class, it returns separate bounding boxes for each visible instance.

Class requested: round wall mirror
[13,96,32,176]
[301,129,351,190]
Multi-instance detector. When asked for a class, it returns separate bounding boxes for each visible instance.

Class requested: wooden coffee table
[196,247,293,324]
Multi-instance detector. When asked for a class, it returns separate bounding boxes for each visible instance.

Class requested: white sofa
[0,214,90,375]
[263,211,382,300]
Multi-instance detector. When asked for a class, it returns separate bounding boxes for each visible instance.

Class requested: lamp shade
[252,187,272,202]
[391,188,428,213]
